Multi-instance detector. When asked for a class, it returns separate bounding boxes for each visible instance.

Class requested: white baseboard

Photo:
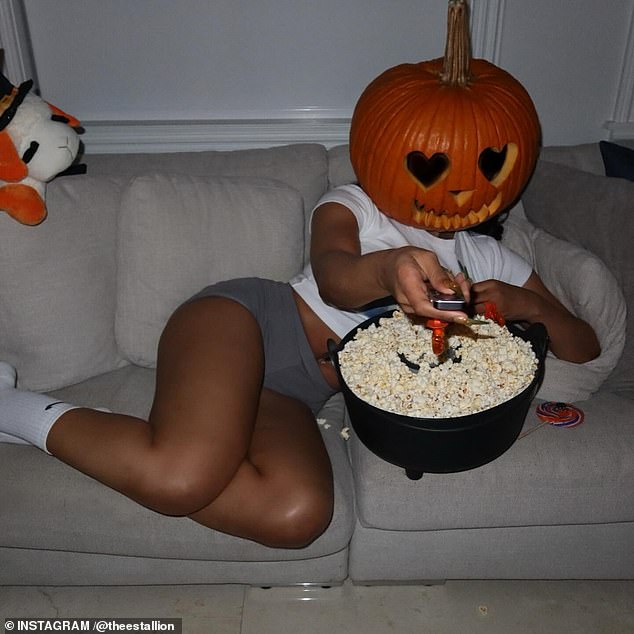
[81,118,352,154]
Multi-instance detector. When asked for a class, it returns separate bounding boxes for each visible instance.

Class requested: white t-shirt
[290,184,532,338]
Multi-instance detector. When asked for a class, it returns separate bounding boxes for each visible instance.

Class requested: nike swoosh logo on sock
[44,401,65,411]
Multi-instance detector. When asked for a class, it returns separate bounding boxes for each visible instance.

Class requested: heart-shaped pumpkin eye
[406,151,450,188]
[478,145,509,182]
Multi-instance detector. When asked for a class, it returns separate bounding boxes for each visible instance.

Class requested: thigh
[149,295,265,487]
[190,278,336,414]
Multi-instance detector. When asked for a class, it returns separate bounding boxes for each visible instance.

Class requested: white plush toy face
[6,93,80,182]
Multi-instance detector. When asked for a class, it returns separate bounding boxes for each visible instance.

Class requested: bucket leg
[405,469,424,480]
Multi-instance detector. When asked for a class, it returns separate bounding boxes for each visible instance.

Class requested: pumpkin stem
[440,0,472,87]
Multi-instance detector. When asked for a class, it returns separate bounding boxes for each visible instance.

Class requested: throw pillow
[599,140,634,181]
[88,143,329,266]
[0,176,127,391]
[116,174,305,367]
[521,160,634,399]
[502,205,626,402]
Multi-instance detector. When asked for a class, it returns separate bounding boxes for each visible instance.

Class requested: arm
[310,202,470,321]
[471,273,600,363]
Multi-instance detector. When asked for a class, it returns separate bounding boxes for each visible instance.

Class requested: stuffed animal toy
[0,73,83,225]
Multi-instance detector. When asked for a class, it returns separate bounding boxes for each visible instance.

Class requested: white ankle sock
[0,364,27,445]
[0,362,80,454]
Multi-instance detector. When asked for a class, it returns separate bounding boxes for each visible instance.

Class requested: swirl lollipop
[536,402,585,428]
[519,402,585,439]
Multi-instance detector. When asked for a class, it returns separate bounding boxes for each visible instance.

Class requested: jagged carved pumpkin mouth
[412,191,503,229]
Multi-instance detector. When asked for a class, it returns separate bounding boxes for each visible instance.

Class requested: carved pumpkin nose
[449,189,474,208]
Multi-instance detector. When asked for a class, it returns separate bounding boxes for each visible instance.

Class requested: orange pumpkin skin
[349,57,541,231]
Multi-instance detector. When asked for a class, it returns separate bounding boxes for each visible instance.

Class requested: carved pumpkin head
[349,0,541,231]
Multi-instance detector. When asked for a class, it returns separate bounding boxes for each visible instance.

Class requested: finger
[438,309,470,324]
[408,251,456,294]
[427,270,458,295]
[453,271,471,303]
[471,279,497,293]
[393,289,417,316]
[470,281,491,302]
[398,280,437,317]
[400,304,416,315]
[406,291,435,317]
[397,275,428,312]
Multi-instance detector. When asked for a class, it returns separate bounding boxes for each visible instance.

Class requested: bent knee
[262,487,334,549]
[138,460,226,517]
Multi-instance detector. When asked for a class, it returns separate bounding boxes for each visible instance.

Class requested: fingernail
[455,316,488,326]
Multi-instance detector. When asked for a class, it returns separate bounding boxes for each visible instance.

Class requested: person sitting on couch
[0,182,599,548]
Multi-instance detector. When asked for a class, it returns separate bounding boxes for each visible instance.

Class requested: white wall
[2,0,633,152]
[499,1,634,145]
[23,0,448,120]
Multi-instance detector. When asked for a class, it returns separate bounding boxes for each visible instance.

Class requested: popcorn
[338,310,538,418]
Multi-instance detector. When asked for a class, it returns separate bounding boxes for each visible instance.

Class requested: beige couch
[1,141,632,585]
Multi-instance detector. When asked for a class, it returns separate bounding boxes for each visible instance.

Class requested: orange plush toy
[0,73,83,225]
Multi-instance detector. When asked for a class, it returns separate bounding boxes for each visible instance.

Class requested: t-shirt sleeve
[309,184,376,234]
[496,242,533,286]
[456,233,533,287]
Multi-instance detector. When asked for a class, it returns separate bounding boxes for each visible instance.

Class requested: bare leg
[189,388,333,548]
[46,297,333,547]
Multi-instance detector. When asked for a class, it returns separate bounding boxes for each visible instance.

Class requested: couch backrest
[0,144,328,389]
[86,143,329,216]
[540,140,634,176]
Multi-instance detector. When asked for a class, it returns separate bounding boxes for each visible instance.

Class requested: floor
[2,580,633,633]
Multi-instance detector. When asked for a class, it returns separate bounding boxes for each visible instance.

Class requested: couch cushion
[348,391,634,532]
[0,384,354,564]
[116,174,305,367]
[522,160,634,399]
[539,142,610,176]
[0,176,127,391]
[502,205,626,401]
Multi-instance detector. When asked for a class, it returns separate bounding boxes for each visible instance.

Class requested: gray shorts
[186,278,337,415]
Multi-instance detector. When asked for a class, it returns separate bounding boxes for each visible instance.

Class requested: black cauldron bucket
[329,311,548,479]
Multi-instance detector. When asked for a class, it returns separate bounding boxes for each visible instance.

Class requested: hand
[470,279,533,322]
[384,246,471,321]
[472,275,601,363]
